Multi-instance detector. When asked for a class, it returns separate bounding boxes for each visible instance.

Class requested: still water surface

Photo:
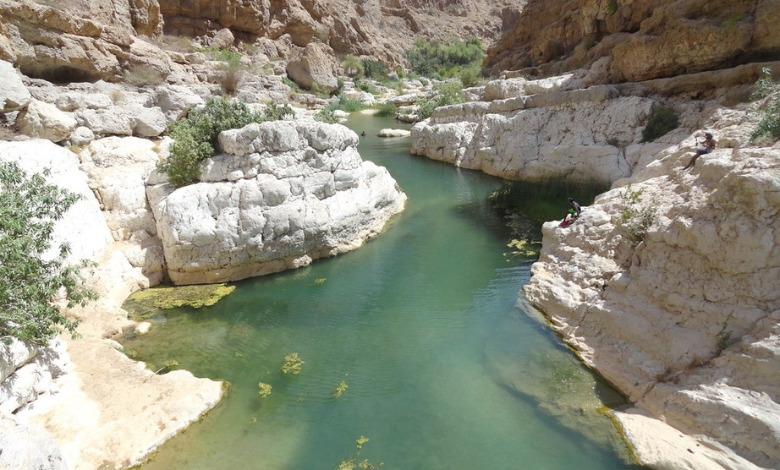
[124,114,641,470]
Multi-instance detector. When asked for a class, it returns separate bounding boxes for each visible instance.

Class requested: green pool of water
[123,114,642,470]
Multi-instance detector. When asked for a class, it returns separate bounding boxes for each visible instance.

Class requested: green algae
[123,284,236,320]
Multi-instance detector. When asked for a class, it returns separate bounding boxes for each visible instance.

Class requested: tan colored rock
[16,99,78,143]
[286,42,338,91]
[0,58,31,112]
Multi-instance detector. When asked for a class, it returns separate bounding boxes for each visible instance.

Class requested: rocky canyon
[0,0,779,469]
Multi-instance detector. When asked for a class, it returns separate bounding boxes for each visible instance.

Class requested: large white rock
[16,99,78,143]
[78,136,165,285]
[411,90,656,185]
[0,414,66,470]
[154,85,206,121]
[0,337,36,383]
[0,59,31,113]
[523,118,780,470]
[148,120,407,285]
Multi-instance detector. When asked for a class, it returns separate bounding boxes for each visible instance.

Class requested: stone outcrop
[0,0,174,83]
[523,107,780,469]
[410,77,666,185]
[487,0,780,83]
[159,0,520,66]
[147,120,407,285]
[0,414,66,470]
[0,59,31,112]
[286,42,339,91]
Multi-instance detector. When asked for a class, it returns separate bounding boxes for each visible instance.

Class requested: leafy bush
[159,98,291,187]
[283,76,300,91]
[751,67,780,141]
[314,108,340,124]
[361,59,387,80]
[342,55,364,77]
[373,102,399,118]
[641,105,679,142]
[406,36,485,78]
[617,184,657,246]
[416,80,465,120]
[458,66,482,88]
[328,94,366,113]
[0,162,98,344]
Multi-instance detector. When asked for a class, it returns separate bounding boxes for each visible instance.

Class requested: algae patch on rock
[123,284,236,319]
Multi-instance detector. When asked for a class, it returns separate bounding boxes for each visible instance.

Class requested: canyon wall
[487,0,780,82]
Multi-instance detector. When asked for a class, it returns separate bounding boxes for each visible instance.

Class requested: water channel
[123,114,642,470]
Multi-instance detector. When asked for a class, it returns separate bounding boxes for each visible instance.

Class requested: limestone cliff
[486,0,780,82]
[523,108,780,469]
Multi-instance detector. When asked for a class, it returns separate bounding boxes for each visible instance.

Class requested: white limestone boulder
[78,137,165,285]
[16,100,78,143]
[148,120,407,285]
[377,128,411,137]
[0,414,66,470]
[0,338,37,383]
[0,59,31,113]
[154,85,206,121]
[411,94,656,185]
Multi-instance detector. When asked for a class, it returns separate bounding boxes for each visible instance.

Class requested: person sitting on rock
[682,132,715,170]
[568,197,582,216]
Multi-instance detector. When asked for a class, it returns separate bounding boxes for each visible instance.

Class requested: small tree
[0,162,97,345]
[341,55,364,77]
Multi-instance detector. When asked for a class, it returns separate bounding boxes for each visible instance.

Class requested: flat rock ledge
[523,122,780,470]
[148,120,407,285]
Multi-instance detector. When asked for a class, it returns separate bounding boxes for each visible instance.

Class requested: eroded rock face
[410,79,658,185]
[487,0,780,83]
[0,59,31,112]
[0,0,171,83]
[523,110,780,469]
[147,120,406,285]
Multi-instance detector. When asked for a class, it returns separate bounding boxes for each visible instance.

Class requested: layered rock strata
[410,75,662,185]
[487,0,780,82]
[523,109,780,469]
[148,120,407,285]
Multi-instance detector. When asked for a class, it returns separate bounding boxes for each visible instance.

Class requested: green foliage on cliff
[752,67,780,141]
[0,162,97,344]
[415,80,465,120]
[406,36,485,79]
[617,184,656,247]
[641,105,679,142]
[159,98,291,187]
[361,59,387,80]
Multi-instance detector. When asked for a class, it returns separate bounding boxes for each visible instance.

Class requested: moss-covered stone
[123,284,235,319]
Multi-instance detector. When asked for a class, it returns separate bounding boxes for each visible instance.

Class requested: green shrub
[314,108,340,124]
[751,67,780,141]
[459,66,482,88]
[328,94,366,113]
[361,59,387,80]
[641,105,679,142]
[341,55,364,77]
[617,184,656,246]
[373,102,398,118]
[159,98,292,187]
[406,36,485,78]
[606,0,618,16]
[0,162,98,344]
[416,80,465,120]
[282,76,300,91]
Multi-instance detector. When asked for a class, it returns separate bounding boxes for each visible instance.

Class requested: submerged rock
[148,120,407,285]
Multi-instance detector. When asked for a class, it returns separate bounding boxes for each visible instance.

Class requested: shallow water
[123,114,641,470]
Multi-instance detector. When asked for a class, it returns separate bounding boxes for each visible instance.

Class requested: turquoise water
[124,115,641,470]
